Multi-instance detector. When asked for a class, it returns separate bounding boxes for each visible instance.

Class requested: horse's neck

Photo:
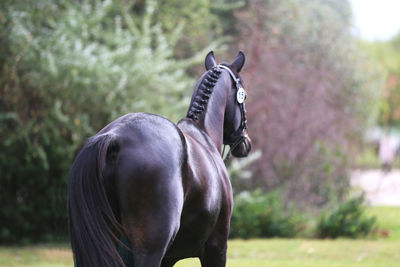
[182,71,230,153]
[202,86,227,152]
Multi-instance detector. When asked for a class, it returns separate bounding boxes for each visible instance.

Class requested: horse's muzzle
[231,135,252,157]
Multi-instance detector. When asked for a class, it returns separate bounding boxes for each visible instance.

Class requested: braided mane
[187,67,222,120]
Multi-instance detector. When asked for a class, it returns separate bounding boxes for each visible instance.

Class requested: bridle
[218,65,248,162]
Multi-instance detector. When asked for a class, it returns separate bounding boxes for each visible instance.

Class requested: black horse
[68,51,252,267]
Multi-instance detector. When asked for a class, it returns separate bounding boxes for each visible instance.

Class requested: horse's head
[205,51,252,158]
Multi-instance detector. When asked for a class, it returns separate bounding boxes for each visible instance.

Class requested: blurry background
[1,0,399,257]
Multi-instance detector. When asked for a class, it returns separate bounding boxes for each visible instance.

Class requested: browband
[218,65,240,84]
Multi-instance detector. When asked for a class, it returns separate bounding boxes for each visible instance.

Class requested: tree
[230,0,381,208]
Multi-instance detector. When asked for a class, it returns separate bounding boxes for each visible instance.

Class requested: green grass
[1,207,399,267]
[368,206,400,241]
[176,239,400,267]
[2,239,399,267]
[0,243,72,267]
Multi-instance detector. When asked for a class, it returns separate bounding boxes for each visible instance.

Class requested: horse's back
[99,112,183,149]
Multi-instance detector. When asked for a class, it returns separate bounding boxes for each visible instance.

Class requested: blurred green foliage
[230,190,303,238]
[317,194,376,238]
[231,191,377,239]
[0,0,235,243]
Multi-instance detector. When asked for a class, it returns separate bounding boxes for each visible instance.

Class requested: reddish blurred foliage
[230,0,363,208]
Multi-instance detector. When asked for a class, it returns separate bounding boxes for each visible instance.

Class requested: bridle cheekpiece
[217,65,248,161]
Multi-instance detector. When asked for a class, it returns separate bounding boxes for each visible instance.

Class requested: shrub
[317,194,376,238]
[230,190,303,239]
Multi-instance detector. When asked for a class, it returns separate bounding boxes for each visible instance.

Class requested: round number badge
[236,87,247,104]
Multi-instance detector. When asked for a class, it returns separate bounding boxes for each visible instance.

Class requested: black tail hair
[68,134,124,267]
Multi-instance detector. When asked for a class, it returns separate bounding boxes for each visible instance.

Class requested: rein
[218,65,248,162]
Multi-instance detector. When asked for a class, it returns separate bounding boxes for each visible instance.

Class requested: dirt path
[351,169,400,206]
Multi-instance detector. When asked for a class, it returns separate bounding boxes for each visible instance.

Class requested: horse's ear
[231,51,245,73]
[205,51,217,70]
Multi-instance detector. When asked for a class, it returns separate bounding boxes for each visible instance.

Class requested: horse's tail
[68,134,124,267]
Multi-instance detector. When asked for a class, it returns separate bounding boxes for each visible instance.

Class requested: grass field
[1,206,399,267]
